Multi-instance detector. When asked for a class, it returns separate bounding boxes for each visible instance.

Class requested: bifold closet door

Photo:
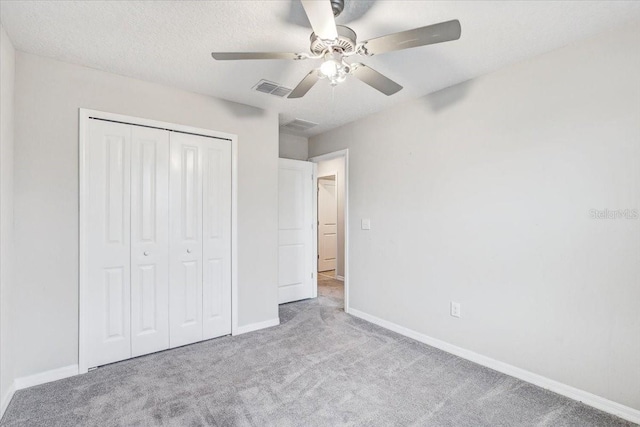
[169,132,231,348]
[130,126,170,357]
[201,137,232,340]
[86,119,132,368]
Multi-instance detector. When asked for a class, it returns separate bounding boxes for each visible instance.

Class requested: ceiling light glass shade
[320,59,341,77]
[328,72,347,86]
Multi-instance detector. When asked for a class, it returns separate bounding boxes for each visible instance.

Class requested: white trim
[1,382,15,419]
[231,133,239,335]
[1,365,80,418]
[311,164,318,298]
[234,318,280,335]
[308,149,349,313]
[78,109,88,374]
[13,365,79,391]
[78,108,239,371]
[336,275,344,282]
[348,308,640,424]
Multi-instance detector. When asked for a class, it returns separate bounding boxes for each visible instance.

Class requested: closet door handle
[187,249,192,254]
[143,251,149,256]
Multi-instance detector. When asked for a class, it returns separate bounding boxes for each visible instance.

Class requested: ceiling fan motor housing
[310,25,357,54]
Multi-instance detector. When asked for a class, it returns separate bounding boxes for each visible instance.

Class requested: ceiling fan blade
[351,64,402,96]
[360,20,461,56]
[288,70,320,98]
[211,52,304,61]
[300,0,338,40]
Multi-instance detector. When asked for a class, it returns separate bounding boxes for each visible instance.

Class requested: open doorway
[309,150,348,311]
[318,175,337,275]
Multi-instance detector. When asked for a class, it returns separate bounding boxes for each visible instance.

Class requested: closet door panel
[169,133,204,348]
[202,141,232,339]
[130,126,170,357]
[86,119,132,368]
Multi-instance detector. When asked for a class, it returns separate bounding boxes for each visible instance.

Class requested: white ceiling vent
[281,118,318,132]
[252,80,291,98]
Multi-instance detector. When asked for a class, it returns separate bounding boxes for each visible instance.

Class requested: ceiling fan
[211,0,461,98]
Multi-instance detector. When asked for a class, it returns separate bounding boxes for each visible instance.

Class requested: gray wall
[11,52,279,380]
[0,24,15,412]
[317,157,345,278]
[309,24,640,410]
[279,133,308,161]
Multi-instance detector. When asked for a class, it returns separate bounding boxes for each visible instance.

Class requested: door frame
[317,172,338,278]
[308,149,350,313]
[78,108,239,374]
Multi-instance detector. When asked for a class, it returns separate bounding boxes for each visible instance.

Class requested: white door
[169,132,231,347]
[278,159,315,304]
[202,139,232,340]
[169,133,204,347]
[86,119,132,367]
[318,177,337,272]
[130,126,170,357]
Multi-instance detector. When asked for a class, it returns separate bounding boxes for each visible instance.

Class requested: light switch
[361,218,371,230]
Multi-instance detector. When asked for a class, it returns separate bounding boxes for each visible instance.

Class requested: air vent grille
[282,118,318,131]
[253,80,292,98]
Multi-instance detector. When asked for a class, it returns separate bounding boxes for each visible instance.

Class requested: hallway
[317,270,344,307]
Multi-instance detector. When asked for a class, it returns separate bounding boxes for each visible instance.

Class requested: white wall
[317,157,345,278]
[0,24,16,415]
[309,24,640,410]
[12,52,279,381]
[279,132,308,161]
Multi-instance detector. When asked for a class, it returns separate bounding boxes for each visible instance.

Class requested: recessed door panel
[279,168,305,230]
[138,265,157,331]
[104,267,126,340]
[130,126,169,357]
[86,119,132,368]
[204,259,223,319]
[106,138,126,244]
[182,260,199,324]
[278,244,304,285]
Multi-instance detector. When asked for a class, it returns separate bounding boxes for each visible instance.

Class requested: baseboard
[336,275,344,282]
[0,382,16,420]
[14,365,79,391]
[348,308,640,424]
[234,317,280,335]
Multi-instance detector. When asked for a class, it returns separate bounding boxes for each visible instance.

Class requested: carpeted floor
[1,278,635,426]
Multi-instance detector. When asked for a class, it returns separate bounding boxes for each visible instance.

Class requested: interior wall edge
[0,22,17,423]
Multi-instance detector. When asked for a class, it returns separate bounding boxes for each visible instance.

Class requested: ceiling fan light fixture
[212,0,462,99]
[320,50,350,86]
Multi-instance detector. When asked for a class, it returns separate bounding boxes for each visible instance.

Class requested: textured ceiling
[2,1,640,137]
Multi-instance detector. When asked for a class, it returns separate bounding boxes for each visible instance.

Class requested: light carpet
[1,281,634,426]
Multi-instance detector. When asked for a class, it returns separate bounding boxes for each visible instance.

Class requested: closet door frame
[79,109,238,374]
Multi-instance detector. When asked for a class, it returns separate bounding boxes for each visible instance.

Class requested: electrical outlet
[450,301,461,318]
